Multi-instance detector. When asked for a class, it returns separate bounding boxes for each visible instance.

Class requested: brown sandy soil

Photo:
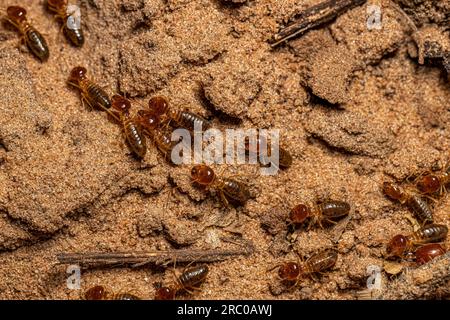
[0,0,449,299]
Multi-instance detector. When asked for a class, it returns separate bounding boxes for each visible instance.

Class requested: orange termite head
[191,165,215,185]
[289,204,311,224]
[382,182,404,201]
[278,262,301,281]
[415,243,446,265]
[111,95,131,114]
[84,285,107,300]
[148,96,169,116]
[154,286,176,300]
[136,110,160,130]
[416,175,441,194]
[68,66,87,85]
[386,234,409,257]
[47,0,67,11]
[7,6,27,23]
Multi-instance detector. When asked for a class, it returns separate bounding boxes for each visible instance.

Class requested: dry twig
[57,239,254,268]
[270,0,367,47]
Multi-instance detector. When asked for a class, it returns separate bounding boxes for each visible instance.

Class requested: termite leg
[57,23,66,43]
[16,35,27,51]
[324,219,338,225]
[306,217,315,231]
[219,191,230,208]
[81,94,94,111]
[97,102,121,123]
[266,263,282,274]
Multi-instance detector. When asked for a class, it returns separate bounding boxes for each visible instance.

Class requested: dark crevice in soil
[307,135,375,159]
[198,85,243,126]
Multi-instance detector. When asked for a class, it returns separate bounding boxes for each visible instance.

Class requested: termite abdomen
[26,28,49,62]
[86,83,111,110]
[412,224,448,243]
[407,195,434,224]
[124,119,147,159]
[169,110,211,131]
[222,179,251,205]
[318,201,350,219]
[307,249,338,273]
[179,265,209,290]
[64,27,84,47]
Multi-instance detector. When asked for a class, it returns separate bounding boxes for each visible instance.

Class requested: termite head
[111,95,131,115]
[415,244,446,265]
[289,204,311,224]
[148,96,169,116]
[382,182,405,202]
[47,0,67,11]
[278,262,301,281]
[191,164,215,186]
[416,175,440,194]
[84,285,108,300]
[7,6,27,24]
[386,234,409,258]
[154,286,176,300]
[136,110,160,130]
[68,66,87,85]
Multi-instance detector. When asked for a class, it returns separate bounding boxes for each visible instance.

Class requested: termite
[177,264,209,292]
[415,165,450,195]
[191,164,251,206]
[152,129,177,161]
[110,95,147,159]
[136,110,177,161]
[244,135,292,169]
[148,96,211,132]
[272,249,338,286]
[67,66,112,111]
[147,96,169,117]
[414,243,446,265]
[289,201,350,229]
[4,6,49,61]
[168,109,211,132]
[154,265,209,300]
[136,110,160,131]
[84,285,141,300]
[47,0,84,47]
[383,182,434,224]
[386,223,448,258]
